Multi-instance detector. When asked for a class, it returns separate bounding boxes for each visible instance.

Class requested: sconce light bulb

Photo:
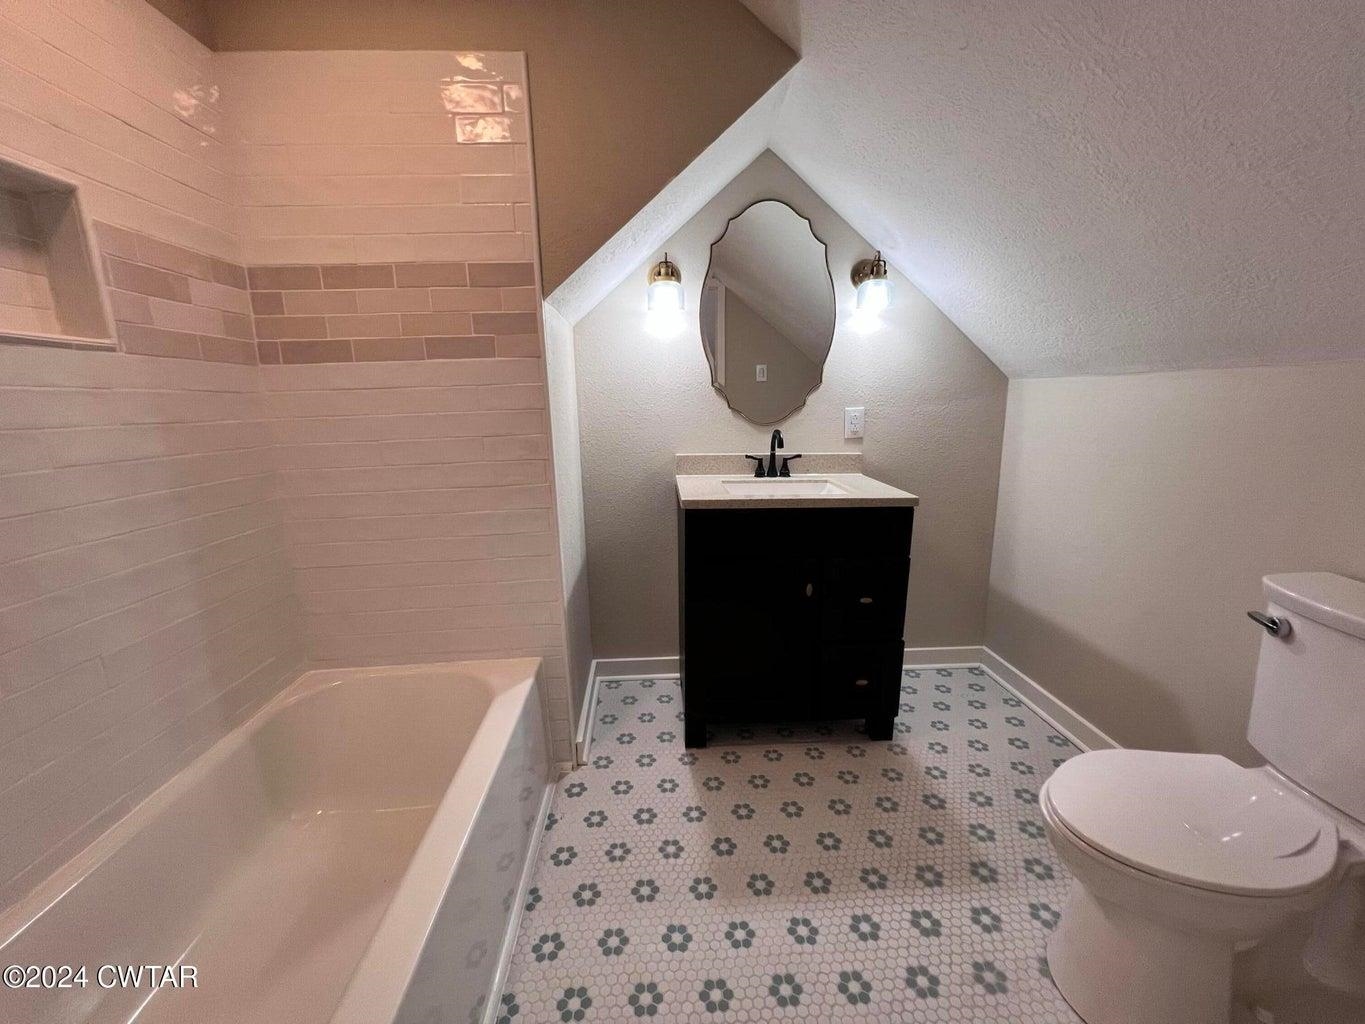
[647,253,684,315]
[856,276,890,314]
[647,278,684,314]
[851,250,890,316]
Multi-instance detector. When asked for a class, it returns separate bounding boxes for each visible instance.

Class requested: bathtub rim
[329,656,548,1024]
[0,658,545,968]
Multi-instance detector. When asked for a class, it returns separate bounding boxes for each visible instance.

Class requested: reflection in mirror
[699,200,834,424]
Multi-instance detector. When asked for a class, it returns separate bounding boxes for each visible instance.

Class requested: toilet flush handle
[1247,610,1292,638]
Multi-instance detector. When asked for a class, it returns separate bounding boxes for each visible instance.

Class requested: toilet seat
[1043,749,1339,897]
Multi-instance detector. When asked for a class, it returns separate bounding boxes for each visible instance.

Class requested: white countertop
[676,471,919,509]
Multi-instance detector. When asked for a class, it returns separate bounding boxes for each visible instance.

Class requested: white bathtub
[0,659,552,1024]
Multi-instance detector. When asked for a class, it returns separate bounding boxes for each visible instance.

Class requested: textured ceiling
[743,0,1365,377]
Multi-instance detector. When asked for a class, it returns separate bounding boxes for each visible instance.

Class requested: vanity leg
[866,716,894,741]
[684,718,707,749]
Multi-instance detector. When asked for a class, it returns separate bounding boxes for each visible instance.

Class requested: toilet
[1040,572,1365,1024]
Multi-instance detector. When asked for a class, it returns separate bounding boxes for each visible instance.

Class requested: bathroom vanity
[676,455,917,747]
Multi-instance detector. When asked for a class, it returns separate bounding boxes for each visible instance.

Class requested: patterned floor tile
[497,666,1083,1023]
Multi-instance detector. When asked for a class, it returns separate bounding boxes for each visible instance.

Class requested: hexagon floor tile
[496,666,1084,1023]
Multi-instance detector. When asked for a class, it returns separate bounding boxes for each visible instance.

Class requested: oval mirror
[699,200,834,424]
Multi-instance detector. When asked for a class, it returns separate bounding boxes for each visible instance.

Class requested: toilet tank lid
[1264,572,1365,640]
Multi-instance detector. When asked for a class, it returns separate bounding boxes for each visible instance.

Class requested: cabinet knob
[854,678,870,687]
[858,596,874,605]
[805,583,814,597]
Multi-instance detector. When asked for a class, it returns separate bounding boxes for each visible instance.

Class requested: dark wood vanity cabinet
[678,505,913,747]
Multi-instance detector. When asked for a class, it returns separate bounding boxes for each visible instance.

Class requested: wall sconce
[647,253,684,314]
[851,250,890,315]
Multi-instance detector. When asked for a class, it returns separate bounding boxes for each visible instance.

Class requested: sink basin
[720,477,850,497]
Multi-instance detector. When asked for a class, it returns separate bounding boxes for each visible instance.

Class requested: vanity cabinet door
[684,549,818,724]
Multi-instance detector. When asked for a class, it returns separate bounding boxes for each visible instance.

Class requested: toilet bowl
[1040,750,1341,1024]
[1039,572,1365,1024]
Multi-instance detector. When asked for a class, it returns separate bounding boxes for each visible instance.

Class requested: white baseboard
[573,664,600,765]
[977,647,1119,752]
[576,656,682,764]
[574,648,1117,763]
[592,655,680,679]
[902,645,986,667]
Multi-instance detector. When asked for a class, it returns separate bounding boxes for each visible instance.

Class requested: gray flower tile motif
[662,922,692,952]
[698,978,733,1014]
[724,920,755,949]
[555,986,591,1022]
[628,980,663,1016]
[769,972,804,1008]
[498,665,1083,1022]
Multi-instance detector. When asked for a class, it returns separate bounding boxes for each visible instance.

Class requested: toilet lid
[1043,749,1339,896]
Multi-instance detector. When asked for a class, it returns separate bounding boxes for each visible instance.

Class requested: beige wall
[143,0,216,46]
[574,152,1008,657]
[193,0,796,292]
[986,361,1365,763]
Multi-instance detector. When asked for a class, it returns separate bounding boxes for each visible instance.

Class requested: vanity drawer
[815,641,903,718]
[819,557,910,640]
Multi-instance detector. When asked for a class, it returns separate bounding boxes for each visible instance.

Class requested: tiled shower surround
[1,0,573,911]
[95,221,256,364]
[248,258,538,364]
[0,347,303,907]
[92,220,541,366]
[499,667,1083,1023]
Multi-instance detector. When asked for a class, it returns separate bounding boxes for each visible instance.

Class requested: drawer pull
[858,596,874,605]
[805,583,814,597]
[854,678,870,687]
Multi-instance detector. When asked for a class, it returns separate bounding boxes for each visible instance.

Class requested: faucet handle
[744,454,765,478]
[779,454,802,477]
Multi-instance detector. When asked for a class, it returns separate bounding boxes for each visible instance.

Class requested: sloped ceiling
[547,75,792,324]
[741,0,1365,377]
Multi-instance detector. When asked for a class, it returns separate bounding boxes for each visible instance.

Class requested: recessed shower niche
[0,156,112,348]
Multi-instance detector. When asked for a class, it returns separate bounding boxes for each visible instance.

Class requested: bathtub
[0,659,552,1024]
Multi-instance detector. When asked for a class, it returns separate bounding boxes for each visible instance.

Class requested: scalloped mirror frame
[699,198,835,425]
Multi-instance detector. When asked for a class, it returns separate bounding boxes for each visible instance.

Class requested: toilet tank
[1247,572,1365,824]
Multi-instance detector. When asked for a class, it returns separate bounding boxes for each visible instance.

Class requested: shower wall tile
[229,50,572,761]
[0,188,61,337]
[0,345,304,908]
[245,262,537,363]
[218,50,535,270]
[260,352,573,762]
[0,0,235,259]
[95,222,257,366]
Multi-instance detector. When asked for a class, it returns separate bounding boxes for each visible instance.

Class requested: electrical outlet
[844,406,865,439]
[755,364,767,382]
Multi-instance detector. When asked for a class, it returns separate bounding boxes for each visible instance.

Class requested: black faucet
[766,429,783,478]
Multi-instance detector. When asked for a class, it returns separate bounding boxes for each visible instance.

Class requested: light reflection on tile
[456,115,514,144]
[441,82,504,114]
